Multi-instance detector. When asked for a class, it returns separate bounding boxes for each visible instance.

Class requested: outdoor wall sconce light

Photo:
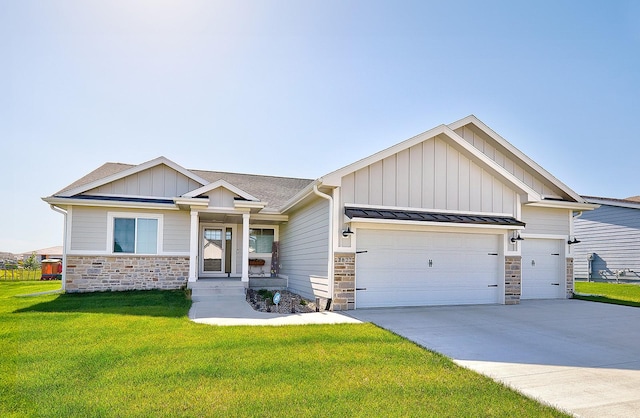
[568,237,581,245]
[510,233,524,243]
[342,226,354,237]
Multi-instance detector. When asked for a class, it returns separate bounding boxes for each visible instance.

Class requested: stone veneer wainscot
[505,256,522,305]
[566,257,574,298]
[65,255,189,293]
[332,253,355,311]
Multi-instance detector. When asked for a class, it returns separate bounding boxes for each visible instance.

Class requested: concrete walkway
[347,300,640,418]
[188,295,361,326]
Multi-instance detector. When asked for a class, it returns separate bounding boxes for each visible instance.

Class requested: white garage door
[355,229,501,308]
[521,239,564,299]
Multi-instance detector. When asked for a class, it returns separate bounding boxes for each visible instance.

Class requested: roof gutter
[49,205,67,292]
[313,184,334,304]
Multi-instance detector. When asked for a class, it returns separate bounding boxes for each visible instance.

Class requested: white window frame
[107,212,164,255]
[248,225,278,255]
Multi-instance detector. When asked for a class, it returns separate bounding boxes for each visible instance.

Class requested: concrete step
[189,280,246,300]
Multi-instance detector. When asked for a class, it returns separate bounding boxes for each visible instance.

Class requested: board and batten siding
[85,164,202,198]
[279,197,330,300]
[454,125,565,199]
[341,136,518,216]
[520,206,570,236]
[573,204,640,280]
[69,206,189,254]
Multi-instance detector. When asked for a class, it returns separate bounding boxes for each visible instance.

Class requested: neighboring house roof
[19,246,63,259]
[582,195,640,210]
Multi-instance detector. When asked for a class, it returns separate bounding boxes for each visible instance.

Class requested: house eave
[448,115,586,204]
[58,156,209,197]
[43,196,180,211]
[525,200,599,211]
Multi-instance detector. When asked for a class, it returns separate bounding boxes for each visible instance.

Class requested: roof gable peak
[57,156,208,197]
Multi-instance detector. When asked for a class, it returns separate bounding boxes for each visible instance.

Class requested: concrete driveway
[347,300,640,418]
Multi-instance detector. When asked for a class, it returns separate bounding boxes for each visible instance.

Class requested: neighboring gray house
[43,115,596,310]
[574,196,640,281]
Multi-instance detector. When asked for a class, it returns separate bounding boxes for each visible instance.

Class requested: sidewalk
[188,295,361,326]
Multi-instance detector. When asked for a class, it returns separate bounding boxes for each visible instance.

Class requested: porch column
[242,213,250,283]
[188,211,199,283]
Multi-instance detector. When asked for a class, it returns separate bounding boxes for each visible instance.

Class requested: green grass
[574,281,640,307]
[1,282,568,417]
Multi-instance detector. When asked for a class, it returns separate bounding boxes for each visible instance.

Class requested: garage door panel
[356,229,500,308]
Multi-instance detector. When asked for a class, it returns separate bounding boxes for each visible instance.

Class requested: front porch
[186,207,287,286]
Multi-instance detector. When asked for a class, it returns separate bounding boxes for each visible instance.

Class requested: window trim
[107,212,164,255]
[248,225,278,255]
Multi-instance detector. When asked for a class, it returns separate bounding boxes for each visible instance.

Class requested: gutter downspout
[313,184,334,304]
[50,205,67,292]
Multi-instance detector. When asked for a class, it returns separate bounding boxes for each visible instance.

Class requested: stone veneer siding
[505,256,522,305]
[65,255,189,293]
[566,257,574,298]
[333,253,355,311]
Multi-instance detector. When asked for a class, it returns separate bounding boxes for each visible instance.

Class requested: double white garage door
[355,229,564,308]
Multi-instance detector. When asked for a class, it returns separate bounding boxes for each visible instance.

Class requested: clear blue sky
[2,0,639,254]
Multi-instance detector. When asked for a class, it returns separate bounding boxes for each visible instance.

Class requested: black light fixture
[568,237,581,245]
[342,226,354,237]
[510,233,524,243]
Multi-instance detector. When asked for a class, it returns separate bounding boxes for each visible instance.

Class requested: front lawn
[2,282,567,417]
[574,281,640,307]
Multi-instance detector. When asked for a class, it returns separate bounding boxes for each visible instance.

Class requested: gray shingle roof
[190,170,313,209]
[55,162,314,211]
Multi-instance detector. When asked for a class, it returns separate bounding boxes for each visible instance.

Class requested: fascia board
[442,126,541,200]
[448,115,586,204]
[173,197,209,206]
[59,156,209,197]
[234,201,267,209]
[182,179,259,201]
[320,124,449,187]
[43,196,180,211]
[525,201,599,211]
[317,123,540,202]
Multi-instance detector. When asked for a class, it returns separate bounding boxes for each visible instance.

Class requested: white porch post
[242,213,250,284]
[189,211,199,283]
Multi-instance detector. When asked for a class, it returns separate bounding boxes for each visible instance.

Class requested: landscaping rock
[246,289,323,314]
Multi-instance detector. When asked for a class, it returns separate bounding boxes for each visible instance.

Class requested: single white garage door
[521,238,564,299]
[355,229,501,308]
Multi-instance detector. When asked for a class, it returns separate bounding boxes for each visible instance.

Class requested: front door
[201,227,225,276]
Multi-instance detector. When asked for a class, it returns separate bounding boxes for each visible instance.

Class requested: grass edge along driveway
[1,282,568,417]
